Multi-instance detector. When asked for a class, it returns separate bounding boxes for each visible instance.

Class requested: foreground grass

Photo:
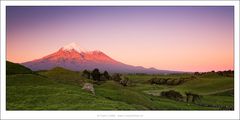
[7,69,233,110]
[7,74,137,110]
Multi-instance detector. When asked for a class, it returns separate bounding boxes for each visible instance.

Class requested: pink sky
[7,6,234,72]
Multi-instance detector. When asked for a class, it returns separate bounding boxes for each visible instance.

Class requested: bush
[161,90,183,101]
[149,77,156,84]
[166,79,174,85]
[120,76,130,86]
[100,75,107,81]
[171,79,183,85]
[160,78,168,84]
[149,78,167,85]
[112,73,121,82]
[185,92,202,103]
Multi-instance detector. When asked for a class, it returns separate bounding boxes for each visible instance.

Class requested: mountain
[22,43,179,74]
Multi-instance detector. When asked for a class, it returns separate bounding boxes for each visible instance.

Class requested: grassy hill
[6,61,234,110]
[6,61,33,75]
[7,74,214,110]
[7,74,139,110]
[136,73,234,109]
[37,67,87,85]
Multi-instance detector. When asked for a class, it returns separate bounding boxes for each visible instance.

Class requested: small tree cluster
[161,90,183,101]
[194,72,200,76]
[216,70,234,77]
[149,77,193,85]
[82,69,110,82]
[194,70,234,77]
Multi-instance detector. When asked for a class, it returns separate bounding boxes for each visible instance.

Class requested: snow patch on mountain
[62,42,87,52]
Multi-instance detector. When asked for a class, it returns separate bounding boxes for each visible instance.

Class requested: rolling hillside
[6,61,233,110]
[6,61,33,75]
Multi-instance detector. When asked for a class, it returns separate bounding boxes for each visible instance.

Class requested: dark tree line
[82,69,131,86]
[216,70,234,77]
[194,70,234,77]
[149,76,195,86]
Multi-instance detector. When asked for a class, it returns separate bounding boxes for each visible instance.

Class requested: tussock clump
[82,83,95,95]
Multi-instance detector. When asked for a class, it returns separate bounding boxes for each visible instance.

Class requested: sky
[6,6,234,72]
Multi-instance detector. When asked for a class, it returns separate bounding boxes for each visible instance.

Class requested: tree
[120,76,130,86]
[91,68,100,81]
[103,71,110,80]
[82,69,91,79]
[194,72,200,76]
[112,73,122,82]
[149,77,158,84]
[100,74,107,81]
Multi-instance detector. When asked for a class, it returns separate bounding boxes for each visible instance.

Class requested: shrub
[149,78,167,84]
[160,78,168,84]
[166,79,174,85]
[161,90,183,101]
[100,75,107,81]
[149,77,156,84]
[185,92,202,103]
[120,76,130,86]
[172,79,181,85]
[112,73,122,82]
[82,83,95,95]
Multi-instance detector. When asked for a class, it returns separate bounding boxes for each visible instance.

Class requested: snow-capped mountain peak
[21,43,175,74]
[62,42,86,52]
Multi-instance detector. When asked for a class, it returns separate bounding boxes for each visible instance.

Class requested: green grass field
[6,61,234,110]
